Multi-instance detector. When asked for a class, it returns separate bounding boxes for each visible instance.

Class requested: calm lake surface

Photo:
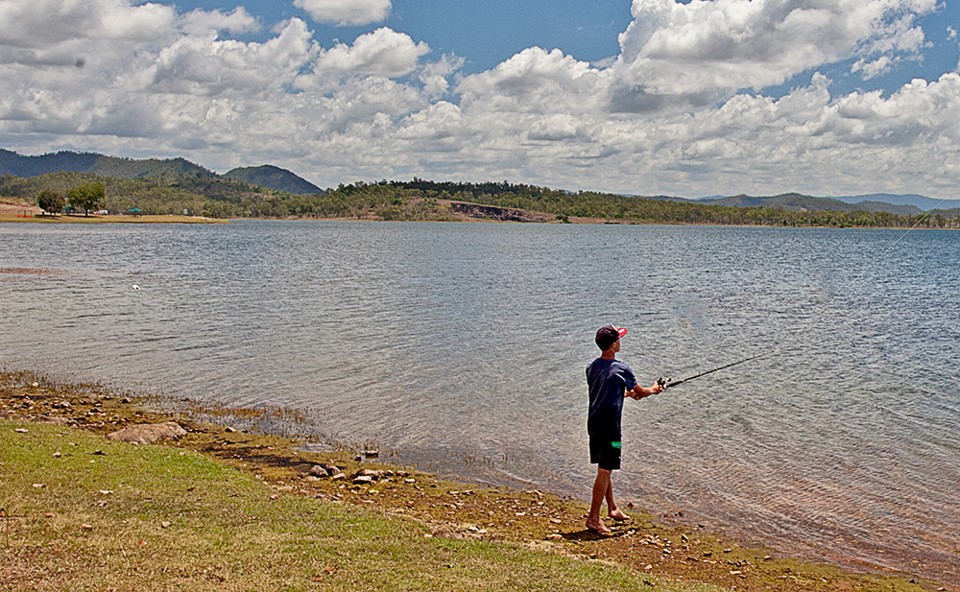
[2,220,958,584]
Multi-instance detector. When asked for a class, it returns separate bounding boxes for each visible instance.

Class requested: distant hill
[224,165,322,196]
[835,193,960,212]
[0,149,215,179]
[700,193,923,216]
[0,149,323,196]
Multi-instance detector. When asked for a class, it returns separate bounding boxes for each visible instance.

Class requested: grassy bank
[0,371,947,592]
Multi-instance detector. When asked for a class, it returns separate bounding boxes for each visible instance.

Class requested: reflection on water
[2,220,958,584]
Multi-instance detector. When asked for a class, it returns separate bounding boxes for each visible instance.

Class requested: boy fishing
[585,325,663,534]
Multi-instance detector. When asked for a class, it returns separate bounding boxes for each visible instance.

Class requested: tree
[37,189,65,216]
[66,181,105,216]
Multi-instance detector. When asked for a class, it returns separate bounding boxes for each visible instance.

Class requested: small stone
[160,521,171,528]
[353,475,374,484]
[15,428,27,433]
[309,465,330,477]
[32,483,45,489]
[98,490,113,495]
[52,452,61,458]
[81,523,93,530]
[31,382,39,388]
[93,449,106,456]
[225,427,237,433]
[331,473,346,481]
[405,478,416,484]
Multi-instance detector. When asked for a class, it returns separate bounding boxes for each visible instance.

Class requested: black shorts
[589,434,622,471]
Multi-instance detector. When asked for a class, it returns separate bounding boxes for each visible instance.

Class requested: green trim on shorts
[610,441,622,449]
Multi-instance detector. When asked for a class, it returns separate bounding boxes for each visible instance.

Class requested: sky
[1,0,960,199]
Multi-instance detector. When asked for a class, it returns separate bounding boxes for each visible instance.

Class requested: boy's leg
[587,467,613,534]
[607,478,630,521]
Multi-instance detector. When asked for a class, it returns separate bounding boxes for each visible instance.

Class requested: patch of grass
[0,420,725,592]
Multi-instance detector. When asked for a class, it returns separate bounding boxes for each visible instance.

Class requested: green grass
[0,420,727,592]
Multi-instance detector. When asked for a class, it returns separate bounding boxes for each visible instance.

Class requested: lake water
[2,220,958,584]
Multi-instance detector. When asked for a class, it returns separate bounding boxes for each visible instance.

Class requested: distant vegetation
[1,149,958,227]
[3,174,959,227]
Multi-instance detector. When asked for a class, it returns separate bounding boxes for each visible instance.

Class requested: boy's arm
[627,382,664,399]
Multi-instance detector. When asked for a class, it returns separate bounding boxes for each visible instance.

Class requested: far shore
[0,212,223,224]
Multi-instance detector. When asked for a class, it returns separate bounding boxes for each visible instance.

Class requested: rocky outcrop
[107,422,187,444]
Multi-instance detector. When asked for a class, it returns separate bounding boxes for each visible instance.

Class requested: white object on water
[132,284,140,290]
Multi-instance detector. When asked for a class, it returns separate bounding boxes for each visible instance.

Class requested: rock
[353,475,374,484]
[14,428,27,433]
[363,449,379,457]
[107,422,187,444]
[359,469,383,479]
[309,465,330,477]
[225,427,237,433]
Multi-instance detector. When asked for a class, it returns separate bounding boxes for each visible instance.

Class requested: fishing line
[650,199,951,390]
[876,196,952,258]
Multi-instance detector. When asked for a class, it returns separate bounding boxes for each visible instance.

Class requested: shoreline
[2,199,955,229]
[1,369,950,592]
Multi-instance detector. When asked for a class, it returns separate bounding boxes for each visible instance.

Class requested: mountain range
[0,149,323,195]
[2,149,957,212]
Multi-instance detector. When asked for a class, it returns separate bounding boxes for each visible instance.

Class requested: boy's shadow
[562,528,631,541]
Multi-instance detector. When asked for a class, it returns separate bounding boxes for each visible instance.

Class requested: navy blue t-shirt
[586,358,638,437]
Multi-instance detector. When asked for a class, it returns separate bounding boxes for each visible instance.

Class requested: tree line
[4,172,959,228]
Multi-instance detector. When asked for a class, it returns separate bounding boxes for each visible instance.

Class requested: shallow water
[2,220,958,584]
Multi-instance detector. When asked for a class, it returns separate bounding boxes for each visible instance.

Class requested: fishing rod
[656,350,775,390]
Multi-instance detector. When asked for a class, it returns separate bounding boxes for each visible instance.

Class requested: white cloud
[149,19,317,96]
[294,0,391,26]
[311,27,429,78]
[614,0,937,94]
[456,47,604,114]
[2,0,960,199]
[0,0,175,50]
[179,7,260,37]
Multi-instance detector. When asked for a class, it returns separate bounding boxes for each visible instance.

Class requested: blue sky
[2,0,960,199]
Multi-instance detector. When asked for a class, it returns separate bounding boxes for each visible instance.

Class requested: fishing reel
[656,376,671,391]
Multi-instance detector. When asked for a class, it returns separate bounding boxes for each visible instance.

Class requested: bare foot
[585,519,612,535]
[608,509,630,521]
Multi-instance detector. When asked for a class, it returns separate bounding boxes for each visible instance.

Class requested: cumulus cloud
[149,19,316,96]
[0,0,175,49]
[294,0,391,26]
[456,47,604,114]
[311,27,429,78]
[614,0,937,94]
[179,7,260,37]
[2,0,960,199]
